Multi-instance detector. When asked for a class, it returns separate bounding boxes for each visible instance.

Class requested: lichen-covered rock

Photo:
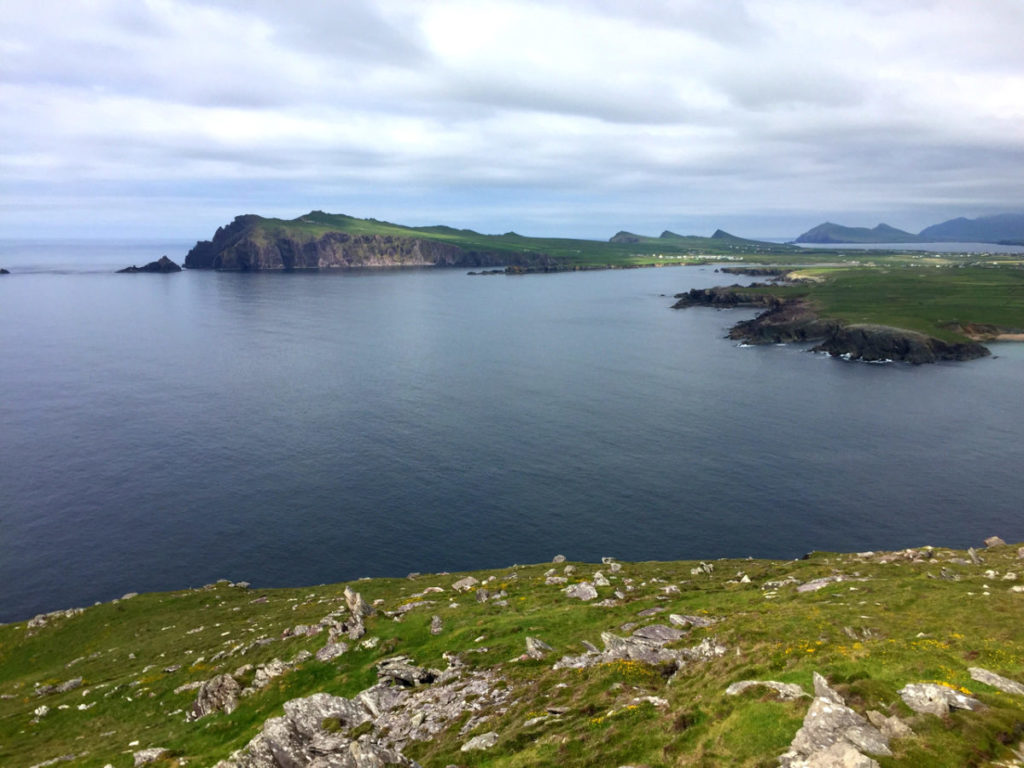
[376,656,440,687]
[451,576,479,593]
[564,582,598,601]
[189,673,241,721]
[461,731,499,751]
[725,680,809,701]
[969,667,1024,696]
[899,683,985,716]
[525,637,553,659]
[133,747,169,767]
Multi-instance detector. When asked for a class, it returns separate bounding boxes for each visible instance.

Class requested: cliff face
[184,216,551,271]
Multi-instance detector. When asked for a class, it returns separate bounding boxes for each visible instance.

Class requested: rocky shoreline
[672,284,991,364]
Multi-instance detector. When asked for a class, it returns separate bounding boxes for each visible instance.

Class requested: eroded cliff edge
[184,214,555,271]
[672,285,990,364]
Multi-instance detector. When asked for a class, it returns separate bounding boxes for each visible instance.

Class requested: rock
[594,571,610,587]
[475,588,490,602]
[968,547,982,565]
[35,677,83,696]
[189,673,241,720]
[968,667,1024,696]
[631,624,685,644]
[725,680,809,701]
[545,576,568,585]
[609,562,623,573]
[344,586,373,618]
[779,673,890,767]
[118,256,181,273]
[552,554,566,563]
[985,536,1007,548]
[797,576,844,593]
[451,576,479,592]
[525,637,553,659]
[461,731,499,751]
[132,748,169,766]
[251,659,291,689]
[866,710,914,740]
[636,607,665,617]
[668,613,717,628]
[811,323,988,364]
[315,640,348,662]
[376,656,440,687]
[564,565,576,575]
[898,683,985,716]
[0,268,8,274]
[430,615,443,635]
[564,582,598,601]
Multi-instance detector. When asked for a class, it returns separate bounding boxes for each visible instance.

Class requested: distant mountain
[794,222,921,244]
[918,213,1024,243]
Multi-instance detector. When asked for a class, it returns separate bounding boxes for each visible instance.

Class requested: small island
[117,255,182,273]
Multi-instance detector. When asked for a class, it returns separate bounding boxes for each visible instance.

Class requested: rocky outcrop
[779,673,894,767]
[0,268,9,274]
[189,674,241,721]
[184,216,554,271]
[214,655,512,768]
[899,683,985,716]
[812,325,989,364]
[117,256,181,273]
[674,286,991,364]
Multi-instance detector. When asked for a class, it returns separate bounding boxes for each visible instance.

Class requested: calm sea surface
[2,240,1023,623]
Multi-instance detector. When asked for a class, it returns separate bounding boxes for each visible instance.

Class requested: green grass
[718,265,1024,343]
[4,546,1024,767]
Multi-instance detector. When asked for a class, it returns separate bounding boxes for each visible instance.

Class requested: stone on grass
[969,667,1024,696]
[461,731,499,751]
[866,710,914,740]
[189,673,241,720]
[430,615,443,635]
[725,680,808,701]
[898,683,984,716]
[133,748,169,767]
[669,614,716,629]
[315,640,348,663]
[451,576,479,593]
[552,554,566,563]
[564,582,598,601]
[985,536,1007,548]
[525,636,553,659]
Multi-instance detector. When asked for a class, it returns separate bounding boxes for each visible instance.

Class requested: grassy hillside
[4,542,1024,767]
[722,266,1024,343]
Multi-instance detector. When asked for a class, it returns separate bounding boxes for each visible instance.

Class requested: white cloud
[1,0,1023,238]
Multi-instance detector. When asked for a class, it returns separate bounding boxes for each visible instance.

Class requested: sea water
[2,241,1023,622]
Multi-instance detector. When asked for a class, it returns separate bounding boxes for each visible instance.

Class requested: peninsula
[4,540,1024,767]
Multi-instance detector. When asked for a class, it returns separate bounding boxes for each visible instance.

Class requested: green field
[5,543,1024,767]
[716,266,1024,343]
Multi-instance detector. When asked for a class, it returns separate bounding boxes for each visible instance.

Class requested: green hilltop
[5,543,1024,767]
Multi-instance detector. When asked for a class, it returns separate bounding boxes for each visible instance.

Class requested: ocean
[2,240,1023,623]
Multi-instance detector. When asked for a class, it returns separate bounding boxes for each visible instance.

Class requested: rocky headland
[4,539,1024,767]
[184,215,555,271]
[672,283,991,364]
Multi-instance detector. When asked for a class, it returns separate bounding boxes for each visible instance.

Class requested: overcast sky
[2,0,1023,240]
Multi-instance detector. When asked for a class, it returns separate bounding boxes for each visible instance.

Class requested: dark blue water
[2,241,1023,623]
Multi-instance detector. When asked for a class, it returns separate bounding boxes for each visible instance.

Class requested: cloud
[1,0,1023,239]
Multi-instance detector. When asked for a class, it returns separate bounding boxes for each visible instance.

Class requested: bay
[2,241,1023,623]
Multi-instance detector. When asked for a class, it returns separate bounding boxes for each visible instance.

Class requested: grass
[713,265,1024,343]
[4,544,1024,767]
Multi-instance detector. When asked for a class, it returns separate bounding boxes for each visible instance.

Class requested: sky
[2,0,1023,241]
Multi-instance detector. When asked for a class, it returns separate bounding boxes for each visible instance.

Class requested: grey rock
[189,673,241,720]
[475,588,490,603]
[668,613,717,629]
[725,680,809,701]
[866,710,913,740]
[552,554,566,563]
[564,581,598,601]
[798,576,843,593]
[132,748,169,767]
[564,565,576,575]
[968,547,982,565]
[525,636,553,659]
[636,606,665,617]
[545,576,568,585]
[593,571,610,587]
[460,731,499,751]
[316,640,349,663]
[969,666,1024,696]
[609,562,623,573]
[451,576,479,593]
[985,536,1008,548]
[780,674,890,767]
[251,658,291,689]
[345,586,374,618]
[376,656,440,687]
[632,624,685,644]
[430,615,443,635]
[899,683,985,716]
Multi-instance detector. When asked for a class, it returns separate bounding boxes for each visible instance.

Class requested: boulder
[189,673,241,720]
[969,667,1024,696]
[898,683,984,716]
[451,576,479,593]
[779,673,891,767]
[564,582,598,601]
[985,536,1007,548]
[725,680,809,701]
[552,554,567,563]
[669,614,717,629]
[525,636,553,659]
[376,656,440,687]
[315,640,348,663]
[430,615,443,635]
[461,731,499,751]
[133,748,169,767]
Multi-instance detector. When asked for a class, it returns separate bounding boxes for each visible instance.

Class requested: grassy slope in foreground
[183,210,805,270]
[4,542,1024,767]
